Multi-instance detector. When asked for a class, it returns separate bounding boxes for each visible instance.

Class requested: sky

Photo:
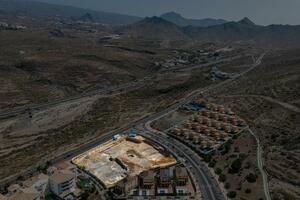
[32,0,300,25]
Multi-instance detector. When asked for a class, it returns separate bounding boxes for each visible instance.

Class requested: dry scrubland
[207,50,300,199]
[0,60,215,181]
[208,130,265,200]
[1,14,299,200]
[0,30,170,110]
[151,108,265,200]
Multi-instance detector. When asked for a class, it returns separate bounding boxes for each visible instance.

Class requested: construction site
[72,134,177,188]
[167,99,247,154]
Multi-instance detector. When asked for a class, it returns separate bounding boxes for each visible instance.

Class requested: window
[142,190,147,196]
[159,190,165,194]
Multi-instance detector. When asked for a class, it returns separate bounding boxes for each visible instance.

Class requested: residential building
[54,162,77,178]
[157,168,174,195]
[139,171,155,196]
[175,166,194,196]
[49,170,76,199]
[175,167,189,186]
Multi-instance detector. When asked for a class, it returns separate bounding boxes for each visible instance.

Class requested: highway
[52,53,265,200]
[139,124,225,200]
[0,54,252,120]
[0,80,145,119]
[161,54,252,72]
[0,52,265,199]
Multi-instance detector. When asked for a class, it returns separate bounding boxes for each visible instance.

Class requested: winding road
[140,121,225,200]
[247,127,272,200]
[0,52,267,199]
[0,54,253,120]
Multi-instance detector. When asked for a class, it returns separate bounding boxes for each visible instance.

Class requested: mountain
[184,18,300,48]
[238,17,256,26]
[161,12,227,27]
[120,16,300,48]
[119,16,188,41]
[0,0,141,25]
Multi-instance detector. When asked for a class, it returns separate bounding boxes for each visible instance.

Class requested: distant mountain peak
[120,16,188,41]
[160,11,227,27]
[142,16,173,25]
[238,17,256,26]
[161,12,183,19]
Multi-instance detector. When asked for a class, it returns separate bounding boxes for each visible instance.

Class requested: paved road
[140,123,225,200]
[161,54,252,72]
[0,54,251,119]
[247,127,272,200]
[0,80,145,119]
[0,52,266,198]
[51,52,266,197]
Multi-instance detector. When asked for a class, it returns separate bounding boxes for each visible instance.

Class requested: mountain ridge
[0,0,142,25]
[121,16,300,48]
[161,11,227,27]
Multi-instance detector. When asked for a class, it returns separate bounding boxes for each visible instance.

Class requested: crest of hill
[238,17,256,26]
[119,16,189,41]
[161,11,227,27]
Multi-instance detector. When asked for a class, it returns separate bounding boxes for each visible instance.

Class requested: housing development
[0,1,300,200]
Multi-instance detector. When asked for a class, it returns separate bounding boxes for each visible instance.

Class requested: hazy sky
[33,0,300,25]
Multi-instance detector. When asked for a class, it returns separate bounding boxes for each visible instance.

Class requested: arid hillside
[0,25,171,110]
[207,50,300,199]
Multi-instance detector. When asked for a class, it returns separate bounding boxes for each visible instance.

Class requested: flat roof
[50,170,75,184]
[72,135,176,188]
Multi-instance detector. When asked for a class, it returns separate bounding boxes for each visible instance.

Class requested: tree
[246,173,257,183]
[229,158,242,174]
[225,182,231,189]
[215,168,222,175]
[208,160,216,168]
[218,174,226,182]
[203,154,213,163]
[80,192,89,200]
[227,191,237,198]
[221,142,232,155]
